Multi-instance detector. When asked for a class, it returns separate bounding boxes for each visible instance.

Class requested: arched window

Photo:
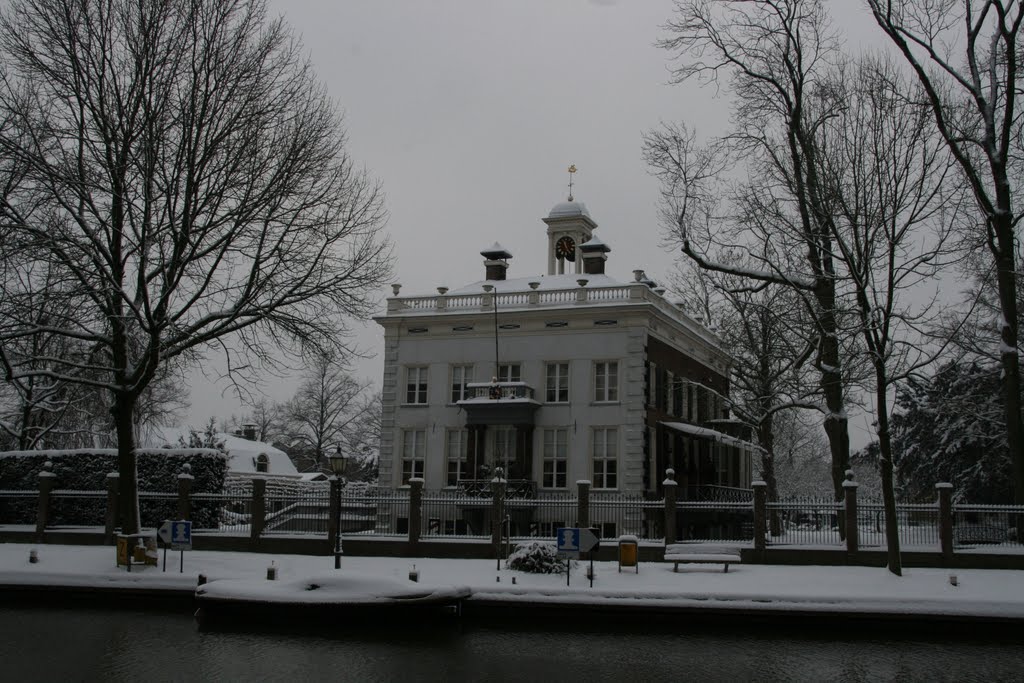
[256,453,269,473]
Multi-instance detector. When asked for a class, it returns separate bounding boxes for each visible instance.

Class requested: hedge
[0,449,228,528]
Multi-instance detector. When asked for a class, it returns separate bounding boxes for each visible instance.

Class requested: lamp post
[328,448,348,569]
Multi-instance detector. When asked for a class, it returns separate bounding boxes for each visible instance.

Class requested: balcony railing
[456,478,537,498]
[460,381,535,402]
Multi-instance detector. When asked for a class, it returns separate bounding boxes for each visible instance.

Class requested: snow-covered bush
[0,449,229,527]
[0,448,228,493]
[506,540,573,574]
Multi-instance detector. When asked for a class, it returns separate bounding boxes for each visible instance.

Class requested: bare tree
[650,0,857,505]
[241,398,287,444]
[867,0,1024,504]
[0,0,392,534]
[284,352,376,473]
[672,260,817,533]
[813,56,963,574]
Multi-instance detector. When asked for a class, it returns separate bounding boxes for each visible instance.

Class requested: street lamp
[328,448,348,569]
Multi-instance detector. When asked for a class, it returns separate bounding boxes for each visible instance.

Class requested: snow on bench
[664,543,741,573]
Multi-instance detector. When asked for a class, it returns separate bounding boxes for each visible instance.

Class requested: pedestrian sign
[158,519,192,551]
[555,527,599,559]
[556,527,581,559]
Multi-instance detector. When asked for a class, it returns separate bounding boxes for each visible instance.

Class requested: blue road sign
[556,527,580,553]
[159,519,192,551]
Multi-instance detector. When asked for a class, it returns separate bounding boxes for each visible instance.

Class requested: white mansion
[374,198,755,501]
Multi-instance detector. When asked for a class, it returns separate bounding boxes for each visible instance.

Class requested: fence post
[177,464,194,521]
[35,461,56,541]
[663,469,677,544]
[577,480,591,529]
[752,480,767,558]
[936,482,954,564]
[250,477,266,546]
[104,472,120,544]
[843,470,859,558]
[328,475,340,556]
[491,471,507,563]
[408,478,424,549]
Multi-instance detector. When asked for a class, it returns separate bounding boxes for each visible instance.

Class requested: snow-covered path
[2,543,1023,621]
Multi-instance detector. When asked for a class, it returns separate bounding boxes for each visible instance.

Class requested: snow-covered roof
[147,427,299,478]
[661,421,759,453]
[548,200,590,219]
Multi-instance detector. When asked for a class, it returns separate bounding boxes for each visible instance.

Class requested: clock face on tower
[555,235,576,261]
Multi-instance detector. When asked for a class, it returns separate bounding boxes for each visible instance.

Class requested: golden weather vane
[567,164,577,201]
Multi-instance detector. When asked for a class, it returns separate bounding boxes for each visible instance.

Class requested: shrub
[506,540,574,574]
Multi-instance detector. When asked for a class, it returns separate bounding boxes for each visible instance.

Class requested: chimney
[241,423,257,441]
[480,242,513,281]
[579,236,610,275]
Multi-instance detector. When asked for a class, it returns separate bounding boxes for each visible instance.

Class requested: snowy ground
[2,542,1024,620]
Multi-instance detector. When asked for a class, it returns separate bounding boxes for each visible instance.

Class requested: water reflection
[0,605,1022,682]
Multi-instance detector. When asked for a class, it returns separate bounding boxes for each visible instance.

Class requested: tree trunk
[757,417,781,536]
[874,368,902,576]
[993,216,1024,506]
[112,393,141,536]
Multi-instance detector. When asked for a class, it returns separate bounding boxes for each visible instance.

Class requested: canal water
[1,605,1022,682]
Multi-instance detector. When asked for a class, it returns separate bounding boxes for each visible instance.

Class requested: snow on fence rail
[3,483,1021,551]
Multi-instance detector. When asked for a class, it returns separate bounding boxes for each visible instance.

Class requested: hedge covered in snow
[0,449,229,528]
[0,448,228,492]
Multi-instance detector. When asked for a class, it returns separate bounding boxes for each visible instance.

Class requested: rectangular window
[546,362,569,402]
[401,429,425,484]
[405,367,428,404]
[687,385,696,421]
[592,427,618,489]
[446,429,468,486]
[450,364,473,403]
[666,371,674,415]
[594,361,619,402]
[498,363,521,383]
[673,379,684,418]
[542,428,568,488]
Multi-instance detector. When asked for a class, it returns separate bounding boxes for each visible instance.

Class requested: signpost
[556,527,600,587]
[158,520,191,573]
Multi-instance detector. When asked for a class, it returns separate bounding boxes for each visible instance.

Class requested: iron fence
[590,493,663,540]
[766,498,843,546]
[340,488,410,536]
[0,489,45,525]
[677,500,756,542]
[507,492,579,539]
[50,490,107,526]
[857,501,941,548]
[5,482,1023,552]
[953,504,1024,548]
[191,490,252,533]
[263,490,331,535]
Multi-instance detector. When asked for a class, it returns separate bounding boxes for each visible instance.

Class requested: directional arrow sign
[579,527,600,553]
[158,520,173,545]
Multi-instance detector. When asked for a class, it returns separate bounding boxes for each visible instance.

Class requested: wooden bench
[664,543,741,573]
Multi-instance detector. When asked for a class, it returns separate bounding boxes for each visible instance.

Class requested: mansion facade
[374,198,755,501]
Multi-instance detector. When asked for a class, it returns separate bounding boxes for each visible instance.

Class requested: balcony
[461,381,535,402]
[457,382,540,426]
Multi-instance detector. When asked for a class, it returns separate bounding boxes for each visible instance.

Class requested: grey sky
[185,0,882,448]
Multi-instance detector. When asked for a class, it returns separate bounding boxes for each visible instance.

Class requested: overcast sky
[184,0,883,447]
